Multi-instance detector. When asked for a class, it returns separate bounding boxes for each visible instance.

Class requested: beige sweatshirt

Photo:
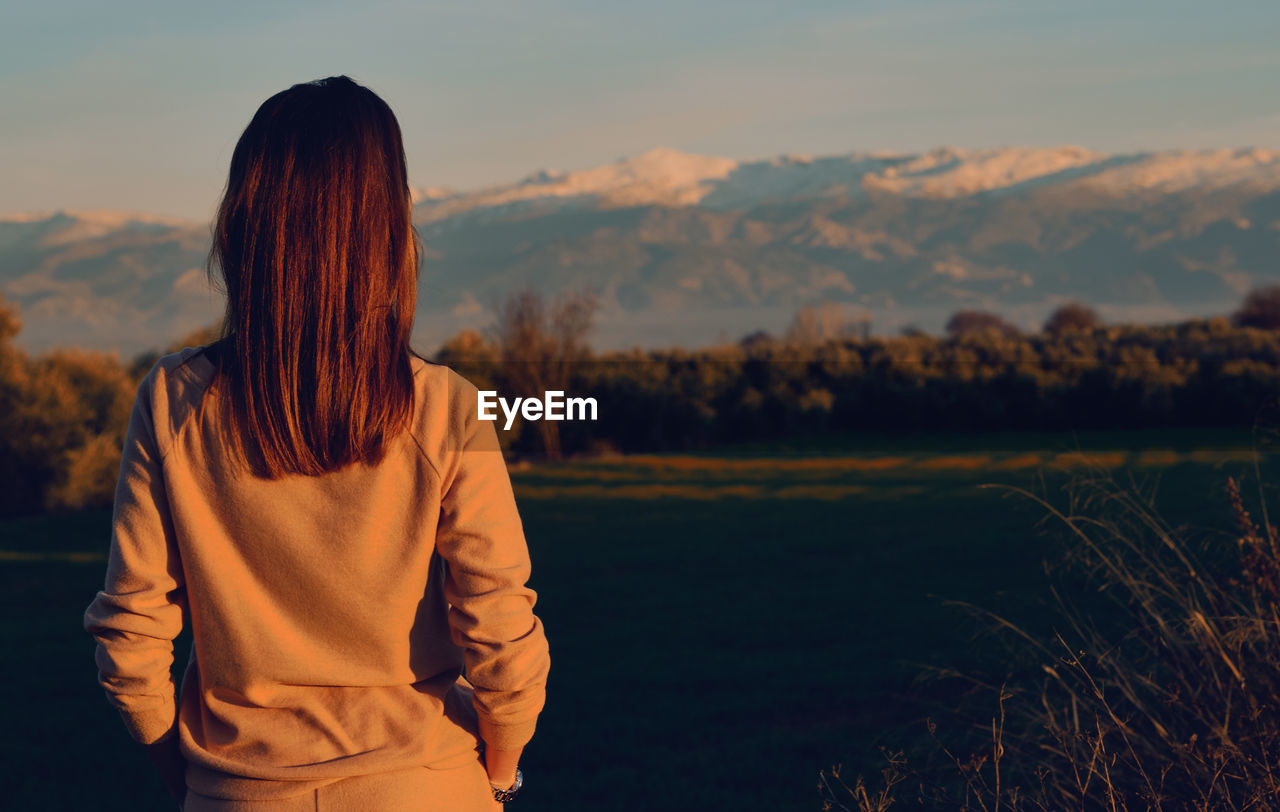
[83,347,550,801]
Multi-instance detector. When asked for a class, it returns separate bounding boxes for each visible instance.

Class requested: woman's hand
[143,733,187,808]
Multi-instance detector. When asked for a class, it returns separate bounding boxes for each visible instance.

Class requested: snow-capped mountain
[412,145,1280,216]
[0,211,217,358]
[4,145,1280,358]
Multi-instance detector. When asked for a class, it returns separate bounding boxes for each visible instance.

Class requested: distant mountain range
[3,145,1279,359]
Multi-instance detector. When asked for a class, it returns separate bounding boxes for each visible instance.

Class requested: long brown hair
[202,75,423,478]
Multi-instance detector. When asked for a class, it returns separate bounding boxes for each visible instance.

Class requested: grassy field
[2,427,1275,810]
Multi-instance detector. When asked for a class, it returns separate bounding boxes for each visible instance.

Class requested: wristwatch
[490,768,523,802]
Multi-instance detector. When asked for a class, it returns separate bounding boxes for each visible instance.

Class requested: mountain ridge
[8,144,1279,226]
[3,144,1279,358]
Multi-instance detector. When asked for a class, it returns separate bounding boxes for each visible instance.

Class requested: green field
[3,427,1274,810]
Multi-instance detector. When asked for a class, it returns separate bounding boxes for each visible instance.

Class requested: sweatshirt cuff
[477,713,538,751]
[119,698,179,745]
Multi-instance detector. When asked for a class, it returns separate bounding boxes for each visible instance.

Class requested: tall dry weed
[822,460,1280,811]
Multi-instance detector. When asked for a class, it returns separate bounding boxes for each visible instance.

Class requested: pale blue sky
[3,0,1278,220]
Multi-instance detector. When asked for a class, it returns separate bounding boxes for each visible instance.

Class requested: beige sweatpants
[181,759,504,811]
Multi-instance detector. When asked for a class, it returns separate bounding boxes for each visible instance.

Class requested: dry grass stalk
[819,462,1280,810]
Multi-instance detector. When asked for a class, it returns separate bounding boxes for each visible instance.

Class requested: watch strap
[490,767,523,802]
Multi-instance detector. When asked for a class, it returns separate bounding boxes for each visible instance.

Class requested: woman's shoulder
[408,355,495,458]
[126,343,215,400]
[164,343,219,377]
[125,344,219,456]
[410,354,484,406]
[145,344,218,405]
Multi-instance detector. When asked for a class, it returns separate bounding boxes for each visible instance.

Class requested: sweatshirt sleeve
[435,377,551,751]
[83,370,186,745]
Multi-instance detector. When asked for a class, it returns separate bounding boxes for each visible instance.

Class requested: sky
[3,0,1279,221]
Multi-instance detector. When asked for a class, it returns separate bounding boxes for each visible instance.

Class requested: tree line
[4,287,1280,515]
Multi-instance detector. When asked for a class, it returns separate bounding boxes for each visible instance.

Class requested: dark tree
[738,330,775,351]
[433,329,501,393]
[1232,285,1280,330]
[1043,301,1101,334]
[945,309,1021,338]
[492,287,597,461]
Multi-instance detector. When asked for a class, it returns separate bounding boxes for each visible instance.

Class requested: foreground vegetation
[3,430,1272,810]
[819,453,1280,811]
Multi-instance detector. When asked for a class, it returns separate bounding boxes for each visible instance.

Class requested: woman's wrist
[489,772,518,790]
[481,743,523,788]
